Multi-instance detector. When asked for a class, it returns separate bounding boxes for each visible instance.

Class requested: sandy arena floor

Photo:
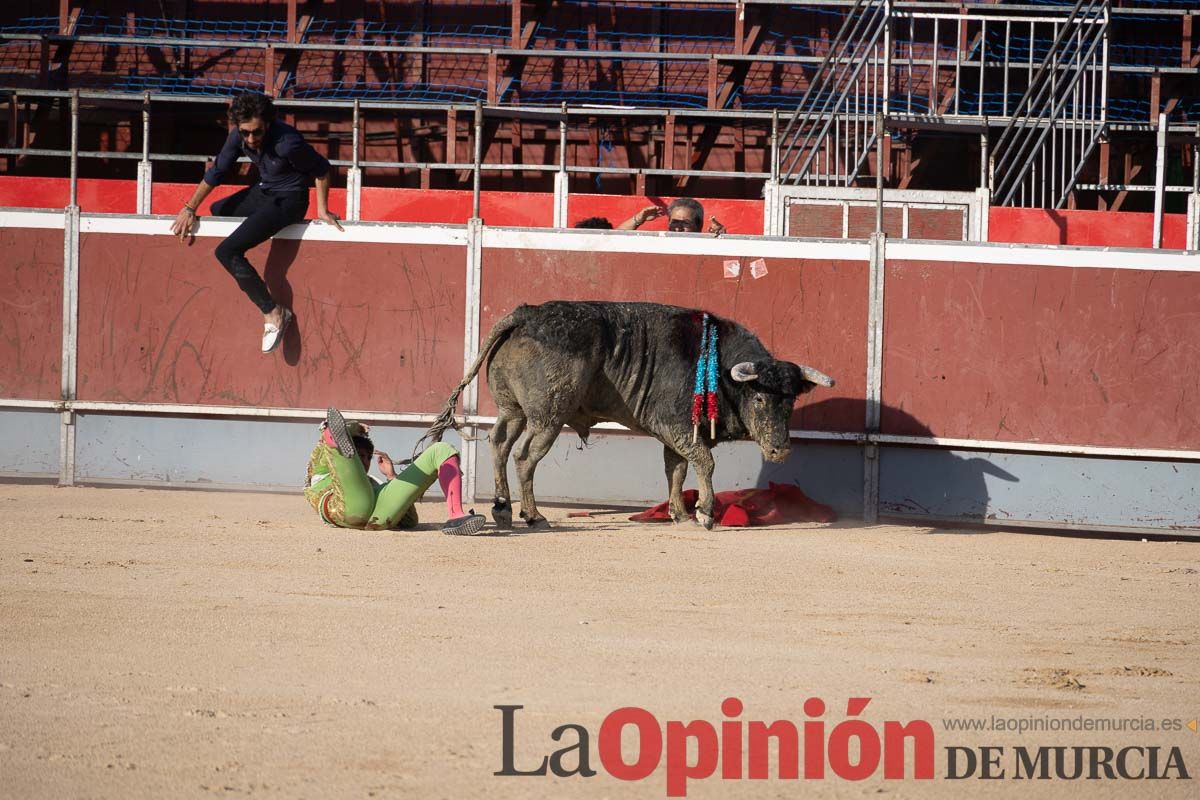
[1,484,1198,799]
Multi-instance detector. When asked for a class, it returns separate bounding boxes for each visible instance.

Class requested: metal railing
[990,0,1110,208]
[2,2,1197,208]
[777,0,891,187]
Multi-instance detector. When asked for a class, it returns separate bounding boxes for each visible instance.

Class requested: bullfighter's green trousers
[305,440,458,530]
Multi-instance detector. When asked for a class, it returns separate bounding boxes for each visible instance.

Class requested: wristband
[183,205,196,214]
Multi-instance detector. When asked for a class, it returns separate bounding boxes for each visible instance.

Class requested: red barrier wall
[0,176,137,214]
[150,183,349,219]
[3,179,1192,249]
[0,228,63,399]
[0,177,766,231]
[75,231,467,412]
[881,260,1200,450]
[989,207,1189,249]
[476,248,868,432]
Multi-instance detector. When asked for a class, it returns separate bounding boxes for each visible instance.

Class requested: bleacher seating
[1,3,1193,115]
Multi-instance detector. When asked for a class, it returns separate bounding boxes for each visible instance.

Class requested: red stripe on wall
[988,207,1189,249]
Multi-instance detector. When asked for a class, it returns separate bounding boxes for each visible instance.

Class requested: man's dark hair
[228,92,276,126]
[352,434,374,456]
[574,216,614,229]
[667,197,704,229]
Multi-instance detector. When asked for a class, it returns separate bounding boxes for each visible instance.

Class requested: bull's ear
[730,361,758,382]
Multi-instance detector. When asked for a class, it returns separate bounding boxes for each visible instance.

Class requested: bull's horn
[799,365,835,387]
[730,362,758,382]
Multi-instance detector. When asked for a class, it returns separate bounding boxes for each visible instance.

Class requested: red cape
[629,482,837,527]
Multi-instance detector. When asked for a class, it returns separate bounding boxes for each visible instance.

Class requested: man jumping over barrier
[305,408,488,536]
[170,92,344,353]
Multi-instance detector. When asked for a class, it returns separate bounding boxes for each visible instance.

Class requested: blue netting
[956,90,1036,116]
[549,28,735,54]
[99,73,267,96]
[520,88,707,108]
[1107,96,1200,121]
[94,18,287,40]
[305,19,512,46]
[1,13,287,40]
[732,88,925,114]
[1110,41,1190,67]
[290,78,488,103]
[2,12,103,34]
[1013,0,1196,17]
[555,0,732,17]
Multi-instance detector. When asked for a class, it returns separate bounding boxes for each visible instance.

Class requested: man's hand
[633,205,665,228]
[617,204,666,231]
[708,215,727,237]
[170,207,197,241]
[375,451,396,480]
[317,209,345,232]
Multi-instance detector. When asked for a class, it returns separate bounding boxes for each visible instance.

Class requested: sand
[2,484,1198,799]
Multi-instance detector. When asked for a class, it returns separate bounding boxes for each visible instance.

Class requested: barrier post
[763,110,782,235]
[1152,112,1166,249]
[875,111,885,233]
[461,217,484,503]
[1190,124,1200,250]
[973,186,991,241]
[1188,191,1199,251]
[472,101,483,220]
[60,90,81,486]
[346,99,362,221]
[979,124,989,189]
[136,92,152,214]
[553,104,568,227]
[864,231,887,523]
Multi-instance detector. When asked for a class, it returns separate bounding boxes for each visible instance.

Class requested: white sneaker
[261,307,293,354]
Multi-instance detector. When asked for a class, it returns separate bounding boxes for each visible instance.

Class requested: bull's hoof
[520,511,550,529]
[668,505,687,524]
[695,510,715,530]
[492,498,513,529]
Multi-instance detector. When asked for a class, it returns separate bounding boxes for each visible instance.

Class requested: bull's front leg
[689,446,717,530]
[670,439,716,530]
[663,445,689,523]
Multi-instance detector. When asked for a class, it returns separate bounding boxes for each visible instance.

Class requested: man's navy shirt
[203,120,330,193]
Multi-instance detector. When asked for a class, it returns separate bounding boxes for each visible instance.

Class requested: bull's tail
[412,308,525,459]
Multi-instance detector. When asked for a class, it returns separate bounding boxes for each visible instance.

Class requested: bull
[422,301,834,530]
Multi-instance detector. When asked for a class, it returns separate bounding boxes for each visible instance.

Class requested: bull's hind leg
[663,445,689,523]
[489,408,526,529]
[513,425,559,528]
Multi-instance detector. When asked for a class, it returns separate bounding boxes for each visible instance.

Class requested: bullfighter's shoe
[442,511,488,536]
[262,307,294,354]
[323,407,358,459]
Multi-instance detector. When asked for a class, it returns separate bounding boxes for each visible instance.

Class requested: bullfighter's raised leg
[663,445,689,523]
[489,407,526,529]
[513,425,559,528]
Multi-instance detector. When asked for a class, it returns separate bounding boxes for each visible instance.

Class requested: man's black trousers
[211,185,309,313]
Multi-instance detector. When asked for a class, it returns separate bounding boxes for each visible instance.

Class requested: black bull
[422,301,834,529]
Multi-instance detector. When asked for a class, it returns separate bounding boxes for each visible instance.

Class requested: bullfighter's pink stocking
[438,456,466,518]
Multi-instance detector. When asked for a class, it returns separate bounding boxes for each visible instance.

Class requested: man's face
[356,443,373,471]
[667,210,700,233]
[237,116,268,151]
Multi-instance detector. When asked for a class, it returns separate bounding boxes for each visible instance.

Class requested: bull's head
[730,360,835,462]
